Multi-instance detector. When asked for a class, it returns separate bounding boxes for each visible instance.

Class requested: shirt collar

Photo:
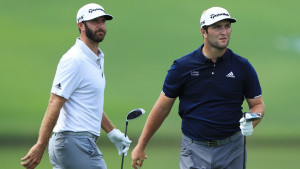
[198,44,228,64]
[75,38,104,63]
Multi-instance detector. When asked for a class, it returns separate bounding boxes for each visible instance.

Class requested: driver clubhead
[126,108,146,121]
[244,112,262,122]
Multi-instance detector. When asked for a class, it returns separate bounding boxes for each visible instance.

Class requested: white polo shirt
[51,38,105,136]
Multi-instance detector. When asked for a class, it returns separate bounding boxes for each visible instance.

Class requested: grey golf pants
[180,132,245,169]
[48,132,107,169]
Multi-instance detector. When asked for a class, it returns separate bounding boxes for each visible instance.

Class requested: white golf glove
[239,117,253,136]
[107,129,132,156]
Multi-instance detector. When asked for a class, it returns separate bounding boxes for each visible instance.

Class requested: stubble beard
[208,38,229,50]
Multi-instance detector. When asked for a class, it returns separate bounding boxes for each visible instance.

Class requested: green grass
[3,141,299,169]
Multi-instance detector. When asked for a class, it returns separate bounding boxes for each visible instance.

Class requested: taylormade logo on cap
[88,8,105,13]
[76,3,113,23]
[211,13,230,19]
[200,7,236,28]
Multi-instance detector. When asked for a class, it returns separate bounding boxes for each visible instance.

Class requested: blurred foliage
[0,0,299,168]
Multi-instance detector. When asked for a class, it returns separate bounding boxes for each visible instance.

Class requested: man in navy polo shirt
[131,7,265,169]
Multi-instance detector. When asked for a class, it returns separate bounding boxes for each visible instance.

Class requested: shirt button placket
[212,64,216,75]
[97,59,103,77]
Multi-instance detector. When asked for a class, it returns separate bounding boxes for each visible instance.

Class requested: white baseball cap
[76,3,113,23]
[200,7,236,28]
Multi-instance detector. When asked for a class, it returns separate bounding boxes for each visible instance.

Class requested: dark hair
[202,26,208,34]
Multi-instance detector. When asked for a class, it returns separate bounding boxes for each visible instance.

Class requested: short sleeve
[162,60,185,98]
[244,61,262,99]
[51,57,83,99]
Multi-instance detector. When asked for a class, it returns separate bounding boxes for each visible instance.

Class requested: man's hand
[239,117,253,136]
[131,146,148,169]
[21,143,46,169]
[21,93,65,169]
[107,129,132,156]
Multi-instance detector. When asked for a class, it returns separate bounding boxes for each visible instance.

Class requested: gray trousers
[180,133,245,169]
[48,133,107,169]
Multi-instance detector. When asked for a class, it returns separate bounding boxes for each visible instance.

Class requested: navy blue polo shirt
[163,45,262,141]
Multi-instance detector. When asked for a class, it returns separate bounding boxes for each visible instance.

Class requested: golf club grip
[125,121,128,137]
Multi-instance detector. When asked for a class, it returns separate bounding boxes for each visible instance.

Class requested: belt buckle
[208,140,219,147]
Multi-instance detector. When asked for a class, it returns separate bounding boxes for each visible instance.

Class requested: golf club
[243,112,262,169]
[121,108,146,169]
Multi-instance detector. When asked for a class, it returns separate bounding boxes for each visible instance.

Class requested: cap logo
[77,15,84,22]
[88,8,105,13]
[210,13,229,19]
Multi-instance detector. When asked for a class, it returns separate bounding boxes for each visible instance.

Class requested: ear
[200,28,207,39]
[78,22,85,33]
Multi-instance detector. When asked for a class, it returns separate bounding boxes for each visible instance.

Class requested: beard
[84,22,106,43]
[205,31,231,50]
[207,37,229,50]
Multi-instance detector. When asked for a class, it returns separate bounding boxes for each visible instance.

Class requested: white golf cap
[76,3,113,23]
[200,7,236,28]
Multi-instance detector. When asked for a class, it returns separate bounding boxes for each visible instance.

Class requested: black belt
[183,131,241,147]
[56,131,98,141]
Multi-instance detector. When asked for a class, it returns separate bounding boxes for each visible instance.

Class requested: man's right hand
[21,143,46,169]
[131,145,148,169]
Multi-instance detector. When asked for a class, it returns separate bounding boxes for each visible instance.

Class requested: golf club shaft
[243,113,246,169]
[121,121,128,169]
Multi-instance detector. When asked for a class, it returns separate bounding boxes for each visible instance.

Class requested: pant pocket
[86,137,103,157]
[180,139,192,156]
[54,134,69,149]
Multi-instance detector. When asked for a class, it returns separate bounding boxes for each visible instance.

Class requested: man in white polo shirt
[21,3,131,169]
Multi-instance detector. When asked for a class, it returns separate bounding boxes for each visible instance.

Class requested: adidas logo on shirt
[226,71,235,78]
[55,83,61,90]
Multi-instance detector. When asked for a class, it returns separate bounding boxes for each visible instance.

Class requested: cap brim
[103,14,113,20]
[228,18,236,23]
[80,14,114,23]
[213,17,237,25]
[202,17,236,28]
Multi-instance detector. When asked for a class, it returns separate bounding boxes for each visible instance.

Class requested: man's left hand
[239,117,253,136]
[107,129,132,156]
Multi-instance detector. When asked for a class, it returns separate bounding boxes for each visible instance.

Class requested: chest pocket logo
[190,71,200,76]
[226,71,235,78]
